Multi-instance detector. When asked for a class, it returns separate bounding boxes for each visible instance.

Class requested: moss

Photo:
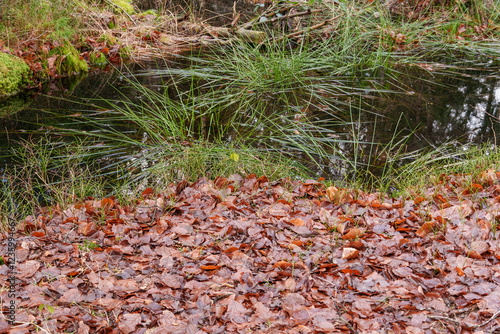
[0,53,31,96]
[89,51,107,66]
[97,33,117,45]
[140,9,158,17]
[110,0,135,15]
[49,43,88,75]
[119,45,131,60]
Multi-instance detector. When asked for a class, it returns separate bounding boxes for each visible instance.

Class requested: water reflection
[0,59,499,180]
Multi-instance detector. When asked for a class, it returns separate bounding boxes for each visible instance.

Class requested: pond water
[1,54,499,181]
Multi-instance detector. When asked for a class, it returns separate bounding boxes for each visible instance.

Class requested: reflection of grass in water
[0,94,31,118]
[51,37,492,189]
[71,43,370,184]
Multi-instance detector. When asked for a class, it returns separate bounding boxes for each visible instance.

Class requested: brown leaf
[416,221,435,237]
[342,228,364,240]
[326,186,338,202]
[274,261,293,269]
[467,250,482,259]
[342,247,359,260]
[18,260,40,277]
[118,313,141,334]
[141,187,154,198]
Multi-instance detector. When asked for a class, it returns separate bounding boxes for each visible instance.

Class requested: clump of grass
[0,0,81,47]
[386,143,500,197]
[0,136,110,230]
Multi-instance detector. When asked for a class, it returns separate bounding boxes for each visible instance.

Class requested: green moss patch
[0,53,31,96]
[89,51,107,66]
[110,0,135,15]
[49,43,88,75]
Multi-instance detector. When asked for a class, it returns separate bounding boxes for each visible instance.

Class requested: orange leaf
[101,198,114,209]
[472,184,483,192]
[201,265,221,270]
[291,240,304,246]
[398,238,410,246]
[326,186,338,202]
[67,270,81,277]
[223,247,239,253]
[435,216,446,225]
[456,267,465,276]
[141,188,154,198]
[416,221,435,237]
[340,268,361,276]
[289,218,305,226]
[342,228,364,240]
[468,250,482,259]
[31,231,46,239]
[273,261,292,269]
[434,194,448,204]
[414,196,426,204]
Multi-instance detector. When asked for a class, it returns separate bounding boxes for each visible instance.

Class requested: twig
[240,3,278,30]
[428,309,500,330]
[281,14,341,40]
[257,14,341,48]
[427,315,462,324]
[249,9,323,29]
[474,309,500,329]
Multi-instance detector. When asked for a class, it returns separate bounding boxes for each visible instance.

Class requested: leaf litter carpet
[2,170,500,333]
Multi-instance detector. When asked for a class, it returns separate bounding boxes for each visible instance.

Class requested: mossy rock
[110,0,135,15]
[0,53,31,96]
[49,43,88,75]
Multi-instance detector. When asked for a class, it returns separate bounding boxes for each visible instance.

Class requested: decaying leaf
[342,228,364,240]
[5,171,500,332]
[342,247,359,260]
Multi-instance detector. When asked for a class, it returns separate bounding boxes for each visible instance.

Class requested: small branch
[280,14,341,40]
[427,315,461,324]
[258,14,341,48]
[240,3,278,30]
[428,309,500,330]
[474,309,500,329]
[249,9,323,29]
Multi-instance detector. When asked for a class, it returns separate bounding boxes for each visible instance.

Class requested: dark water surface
[0,57,499,178]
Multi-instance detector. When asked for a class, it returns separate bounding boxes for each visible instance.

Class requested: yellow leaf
[230,152,239,162]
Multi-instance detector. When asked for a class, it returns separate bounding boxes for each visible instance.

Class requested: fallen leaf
[342,247,359,260]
